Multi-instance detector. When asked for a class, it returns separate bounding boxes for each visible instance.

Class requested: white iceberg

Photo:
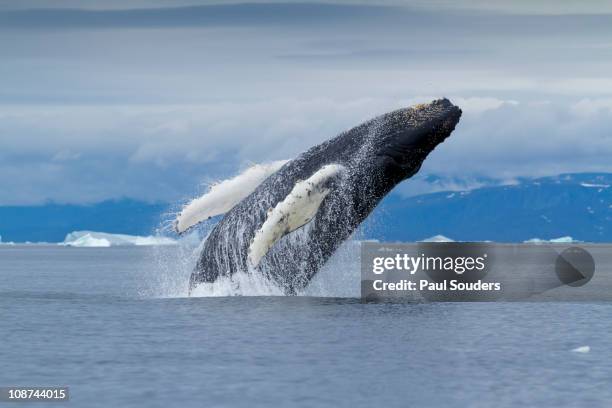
[62,231,177,247]
[420,235,455,242]
[580,182,609,188]
[524,236,578,244]
[0,234,16,245]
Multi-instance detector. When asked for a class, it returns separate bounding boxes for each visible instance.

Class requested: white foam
[163,236,361,298]
[175,160,288,233]
[186,240,362,298]
[190,271,284,297]
[62,231,177,247]
[571,345,590,353]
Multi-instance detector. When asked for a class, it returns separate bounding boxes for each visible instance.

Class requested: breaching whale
[177,99,462,294]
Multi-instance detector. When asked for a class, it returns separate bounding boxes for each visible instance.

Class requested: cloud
[400,96,519,115]
[0,98,392,204]
[411,0,612,14]
[3,0,612,14]
[418,100,612,179]
[545,79,612,96]
[2,97,612,205]
[2,2,612,204]
[571,98,612,116]
[1,2,611,106]
[0,3,398,30]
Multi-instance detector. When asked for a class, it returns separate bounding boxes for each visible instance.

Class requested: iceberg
[0,234,16,245]
[524,236,578,244]
[62,231,177,247]
[580,182,609,188]
[420,235,455,242]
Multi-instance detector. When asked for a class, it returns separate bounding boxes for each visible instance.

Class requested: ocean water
[1,245,612,407]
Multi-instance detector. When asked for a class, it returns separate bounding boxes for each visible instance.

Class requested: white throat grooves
[175,160,289,234]
[247,164,345,267]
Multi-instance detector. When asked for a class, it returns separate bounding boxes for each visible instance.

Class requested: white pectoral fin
[247,164,344,267]
[174,160,289,234]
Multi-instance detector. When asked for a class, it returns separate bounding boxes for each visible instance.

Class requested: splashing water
[138,242,198,298]
[190,271,285,297]
[175,160,289,234]
[299,239,363,297]
[140,228,364,298]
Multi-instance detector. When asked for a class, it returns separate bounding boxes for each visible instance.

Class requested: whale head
[373,98,462,180]
[336,98,462,200]
[329,98,461,206]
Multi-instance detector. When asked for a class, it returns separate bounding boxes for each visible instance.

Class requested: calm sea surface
[1,245,611,407]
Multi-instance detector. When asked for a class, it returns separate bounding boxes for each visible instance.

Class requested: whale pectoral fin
[247,164,344,267]
[174,160,289,234]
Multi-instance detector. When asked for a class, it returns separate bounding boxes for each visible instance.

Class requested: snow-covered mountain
[373,173,612,242]
[1,173,610,243]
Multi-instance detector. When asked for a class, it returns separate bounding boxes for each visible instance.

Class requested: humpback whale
[177,99,462,294]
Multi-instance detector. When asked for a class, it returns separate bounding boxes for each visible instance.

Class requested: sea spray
[139,223,365,297]
[299,239,363,297]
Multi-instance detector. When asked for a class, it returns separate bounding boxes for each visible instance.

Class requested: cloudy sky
[1,0,612,205]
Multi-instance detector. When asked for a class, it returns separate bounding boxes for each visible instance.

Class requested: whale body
[183,99,462,294]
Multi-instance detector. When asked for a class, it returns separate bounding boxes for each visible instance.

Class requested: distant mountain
[0,199,169,243]
[371,173,612,242]
[1,173,611,243]
[395,173,508,197]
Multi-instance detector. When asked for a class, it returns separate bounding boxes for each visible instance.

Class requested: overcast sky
[1,1,612,205]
